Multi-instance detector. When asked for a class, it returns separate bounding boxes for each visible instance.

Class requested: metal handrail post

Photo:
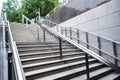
[77,29,80,44]
[85,53,90,80]
[22,15,24,23]
[97,36,101,56]
[65,27,67,36]
[61,27,63,34]
[56,26,59,32]
[70,27,72,40]
[86,32,89,49]
[8,51,12,80]
[43,28,46,42]
[37,28,39,41]
[113,42,118,65]
[2,20,8,80]
[59,37,62,59]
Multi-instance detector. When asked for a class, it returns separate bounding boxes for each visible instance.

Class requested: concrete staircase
[11,22,120,80]
[17,42,120,80]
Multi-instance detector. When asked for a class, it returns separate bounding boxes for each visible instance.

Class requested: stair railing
[22,15,42,41]
[0,14,8,80]
[42,18,120,70]
[2,12,26,80]
[23,15,120,80]
[60,27,120,66]
[6,20,26,80]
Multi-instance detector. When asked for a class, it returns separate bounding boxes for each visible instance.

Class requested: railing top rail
[7,20,26,80]
[43,23,120,72]
[23,15,40,27]
[70,27,120,45]
[1,16,8,80]
[41,17,120,61]
[42,18,120,45]
[43,19,58,25]
[71,36,120,61]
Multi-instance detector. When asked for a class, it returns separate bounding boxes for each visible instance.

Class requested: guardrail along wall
[47,0,110,23]
[59,0,120,43]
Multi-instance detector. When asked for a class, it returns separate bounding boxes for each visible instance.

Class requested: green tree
[21,0,56,19]
[4,0,59,22]
[3,0,21,22]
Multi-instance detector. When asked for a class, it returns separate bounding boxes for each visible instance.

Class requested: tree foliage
[5,0,59,22]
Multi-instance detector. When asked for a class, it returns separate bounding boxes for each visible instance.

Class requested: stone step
[18,46,76,51]
[19,48,81,55]
[28,63,105,80]
[70,67,113,80]
[18,46,78,52]
[23,57,96,72]
[19,48,81,54]
[20,51,84,59]
[21,52,85,65]
[17,44,73,48]
[16,42,67,45]
[99,73,120,80]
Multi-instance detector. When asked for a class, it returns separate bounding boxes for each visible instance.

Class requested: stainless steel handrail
[71,27,120,45]
[42,23,120,72]
[0,41,1,80]
[42,19,120,64]
[7,20,26,80]
[39,16,120,72]
[2,20,8,80]
[70,36,120,61]
[42,18,120,45]
[22,15,120,72]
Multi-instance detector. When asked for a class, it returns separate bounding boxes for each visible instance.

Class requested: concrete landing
[10,22,58,42]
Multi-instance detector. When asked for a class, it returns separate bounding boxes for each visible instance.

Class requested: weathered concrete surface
[47,0,110,23]
[58,0,120,66]
[10,22,58,42]
[59,0,120,42]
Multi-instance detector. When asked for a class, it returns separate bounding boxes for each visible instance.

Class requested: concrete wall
[47,0,110,23]
[58,0,120,66]
[59,0,120,42]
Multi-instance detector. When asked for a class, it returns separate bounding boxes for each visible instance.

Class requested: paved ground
[10,22,58,43]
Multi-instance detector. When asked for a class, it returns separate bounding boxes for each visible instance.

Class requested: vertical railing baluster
[50,22,52,27]
[43,28,46,42]
[65,27,67,36]
[59,37,62,59]
[61,27,63,34]
[86,32,89,49]
[77,29,80,44]
[37,29,39,41]
[97,36,101,56]
[85,53,90,80]
[113,42,118,65]
[22,16,24,23]
[26,19,27,27]
[45,20,46,24]
[56,25,58,32]
[8,51,12,80]
[70,27,72,40]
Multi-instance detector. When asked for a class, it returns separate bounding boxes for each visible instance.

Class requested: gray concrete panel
[47,0,110,23]
[53,0,120,66]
